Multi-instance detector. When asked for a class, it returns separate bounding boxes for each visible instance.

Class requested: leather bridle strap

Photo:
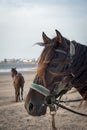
[30,83,50,96]
[55,41,75,57]
[55,49,67,55]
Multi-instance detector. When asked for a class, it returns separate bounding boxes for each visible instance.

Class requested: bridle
[30,41,87,130]
[30,41,76,112]
[30,41,75,97]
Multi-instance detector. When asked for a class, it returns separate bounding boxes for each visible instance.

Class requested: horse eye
[54,53,59,58]
[49,63,57,68]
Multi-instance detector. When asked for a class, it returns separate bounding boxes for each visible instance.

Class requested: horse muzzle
[25,101,47,116]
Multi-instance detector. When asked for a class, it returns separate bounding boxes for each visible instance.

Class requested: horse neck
[72,43,87,72]
[72,42,87,76]
[71,42,87,99]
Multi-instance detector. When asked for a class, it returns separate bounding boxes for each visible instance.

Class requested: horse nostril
[29,103,33,112]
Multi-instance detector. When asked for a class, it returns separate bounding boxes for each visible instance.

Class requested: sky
[0,0,87,61]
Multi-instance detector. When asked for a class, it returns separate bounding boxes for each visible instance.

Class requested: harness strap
[55,49,67,55]
[58,104,87,117]
[70,41,75,56]
[30,83,50,96]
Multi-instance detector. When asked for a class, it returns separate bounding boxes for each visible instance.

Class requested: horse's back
[14,73,25,87]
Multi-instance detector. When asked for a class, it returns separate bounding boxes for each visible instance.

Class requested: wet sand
[0,71,87,130]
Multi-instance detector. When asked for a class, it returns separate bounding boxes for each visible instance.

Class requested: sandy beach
[0,71,87,130]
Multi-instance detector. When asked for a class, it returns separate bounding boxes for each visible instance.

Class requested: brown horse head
[11,68,17,78]
[25,30,87,116]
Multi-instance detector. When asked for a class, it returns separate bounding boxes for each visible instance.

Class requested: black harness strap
[46,95,87,117]
[58,103,87,117]
[60,99,83,103]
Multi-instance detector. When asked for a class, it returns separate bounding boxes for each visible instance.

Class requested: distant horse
[25,30,87,116]
[11,68,25,102]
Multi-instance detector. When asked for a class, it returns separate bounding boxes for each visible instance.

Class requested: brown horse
[11,68,25,102]
[25,30,87,116]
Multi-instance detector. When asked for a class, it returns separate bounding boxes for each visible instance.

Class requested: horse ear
[42,32,51,43]
[34,42,45,46]
[55,30,62,43]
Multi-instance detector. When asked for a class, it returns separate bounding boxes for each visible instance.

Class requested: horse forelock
[37,44,54,69]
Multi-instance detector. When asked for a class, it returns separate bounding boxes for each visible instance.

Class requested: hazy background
[0,0,87,61]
